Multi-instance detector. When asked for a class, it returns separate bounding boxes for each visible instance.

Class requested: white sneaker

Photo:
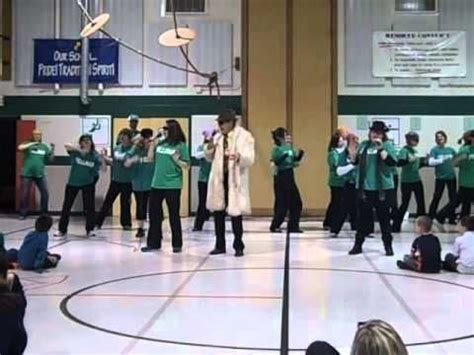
[53,231,66,238]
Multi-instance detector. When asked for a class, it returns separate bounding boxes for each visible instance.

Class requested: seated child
[6,215,61,271]
[397,216,441,273]
[0,251,28,355]
[443,216,474,274]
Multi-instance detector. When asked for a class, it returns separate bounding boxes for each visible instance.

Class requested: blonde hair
[351,320,408,355]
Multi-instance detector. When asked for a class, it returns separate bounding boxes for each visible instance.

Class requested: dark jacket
[18,231,49,270]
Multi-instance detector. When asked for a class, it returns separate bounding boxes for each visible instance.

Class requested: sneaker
[385,245,394,256]
[53,231,66,238]
[173,247,182,253]
[192,227,203,232]
[135,228,145,238]
[270,227,283,233]
[397,260,410,270]
[348,244,363,255]
[141,246,160,253]
[234,249,244,257]
[123,226,132,231]
[329,233,338,238]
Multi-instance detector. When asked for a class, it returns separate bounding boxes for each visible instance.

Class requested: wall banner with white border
[373,31,466,78]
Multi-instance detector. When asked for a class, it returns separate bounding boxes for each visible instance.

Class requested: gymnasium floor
[2,216,473,355]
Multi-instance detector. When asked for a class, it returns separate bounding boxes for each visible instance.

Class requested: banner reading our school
[33,39,119,84]
[373,31,466,78]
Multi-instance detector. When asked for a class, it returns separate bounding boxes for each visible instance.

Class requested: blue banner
[33,39,119,84]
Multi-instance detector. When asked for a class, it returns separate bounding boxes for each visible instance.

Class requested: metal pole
[80,0,90,105]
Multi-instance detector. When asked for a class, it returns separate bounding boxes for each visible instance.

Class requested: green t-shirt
[67,150,101,187]
[130,147,154,191]
[327,148,346,187]
[271,144,299,174]
[356,140,397,191]
[458,145,474,188]
[151,142,190,189]
[197,146,211,183]
[112,144,133,183]
[398,146,421,183]
[430,145,456,180]
[21,143,51,178]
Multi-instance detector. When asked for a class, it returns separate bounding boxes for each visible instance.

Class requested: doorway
[0,117,19,213]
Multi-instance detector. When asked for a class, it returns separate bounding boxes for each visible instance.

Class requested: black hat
[369,121,389,133]
[306,341,340,355]
[217,109,237,123]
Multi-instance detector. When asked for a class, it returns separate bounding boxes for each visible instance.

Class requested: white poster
[81,116,111,149]
[373,31,466,78]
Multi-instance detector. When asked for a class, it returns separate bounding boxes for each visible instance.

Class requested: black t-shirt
[412,234,442,273]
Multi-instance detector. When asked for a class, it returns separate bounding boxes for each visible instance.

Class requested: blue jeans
[19,176,49,217]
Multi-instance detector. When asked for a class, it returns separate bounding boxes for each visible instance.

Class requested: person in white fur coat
[204,110,255,257]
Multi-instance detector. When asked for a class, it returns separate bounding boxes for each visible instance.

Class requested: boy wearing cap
[349,121,398,256]
[205,110,255,257]
[393,132,426,233]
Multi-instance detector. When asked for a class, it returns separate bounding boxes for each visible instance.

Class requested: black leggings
[194,181,210,230]
[394,181,425,230]
[437,186,474,222]
[356,190,393,246]
[331,182,357,234]
[96,181,132,228]
[428,179,457,222]
[59,184,95,233]
[146,188,182,249]
[134,190,150,221]
[270,169,303,231]
[324,186,344,229]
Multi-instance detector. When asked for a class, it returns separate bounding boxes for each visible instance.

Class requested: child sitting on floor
[6,215,61,271]
[397,216,442,273]
[443,216,474,274]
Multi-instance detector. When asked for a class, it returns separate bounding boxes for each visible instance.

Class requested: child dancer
[193,130,213,232]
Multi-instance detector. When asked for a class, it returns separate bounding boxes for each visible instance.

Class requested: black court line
[4,225,35,236]
[121,256,210,354]
[363,255,440,348]
[59,267,474,352]
[280,230,290,355]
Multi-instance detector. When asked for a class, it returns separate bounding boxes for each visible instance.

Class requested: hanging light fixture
[75,0,220,97]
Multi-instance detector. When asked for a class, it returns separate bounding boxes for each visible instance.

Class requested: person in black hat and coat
[349,121,398,256]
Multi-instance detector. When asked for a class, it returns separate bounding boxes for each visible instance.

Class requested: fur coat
[205,126,255,216]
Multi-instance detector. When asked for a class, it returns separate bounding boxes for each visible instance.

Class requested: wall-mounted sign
[373,31,466,78]
[33,39,119,84]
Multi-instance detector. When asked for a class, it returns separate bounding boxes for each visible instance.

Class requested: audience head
[351,320,408,355]
[78,134,95,152]
[435,131,447,146]
[118,128,133,146]
[306,341,340,355]
[128,114,140,131]
[165,120,186,145]
[405,131,419,147]
[35,215,53,233]
[459,216,474,234]
[415,216,432,235]
[0,252,7,280]
[458,130,474,146]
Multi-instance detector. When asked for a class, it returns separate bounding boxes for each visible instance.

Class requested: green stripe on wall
[0,95,241,117]
[338,96,474,116]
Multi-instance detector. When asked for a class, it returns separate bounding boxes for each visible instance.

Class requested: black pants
[389,175,399,222]
[428,179,457,222]
[437,186,474,222]
[147,188,182,249]
[134,190,150,221]
[356,190,393,246]
[193,181,210,230]
[96,181,132,228]
[59,184,95,233]
[443,253,459,272]
[331,183,357,234]
[394,181,425,230]
[324,186,344,229]
[213,172,244,251]
[270,169,303,231]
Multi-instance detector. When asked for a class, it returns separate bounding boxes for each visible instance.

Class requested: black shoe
[141,246,160,253]
[366,234,375,238]
[135,228,145,238]
[209,248,226,255]
[173,247,182,253]
[329,233,338,238]
[192,227,202,232]
[385,245,394,256]
[270,227,283,233]
[123,225,132,231]
[397,260,410,270]
[235,249,244,257]
[349,244,363,255]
